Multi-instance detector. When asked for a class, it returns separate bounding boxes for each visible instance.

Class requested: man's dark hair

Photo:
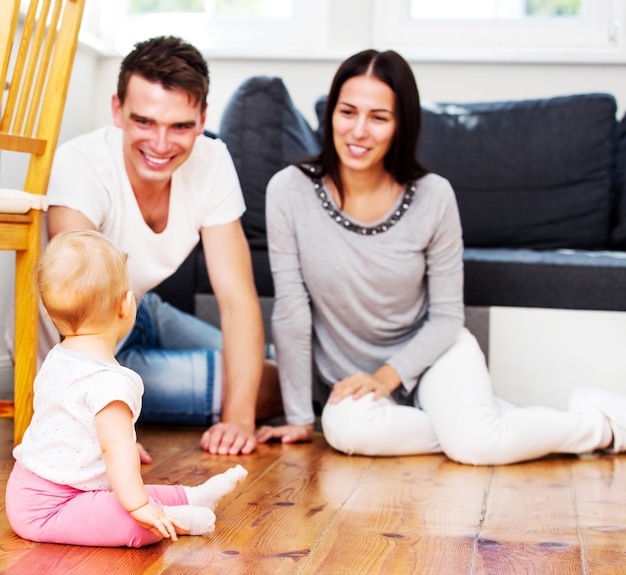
[117,36,209,111]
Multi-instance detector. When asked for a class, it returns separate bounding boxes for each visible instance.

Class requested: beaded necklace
[311,174,416,236]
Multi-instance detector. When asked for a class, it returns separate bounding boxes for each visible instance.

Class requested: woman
[257,48,625,465]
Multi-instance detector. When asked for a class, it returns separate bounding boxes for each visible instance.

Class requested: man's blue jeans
[117,292,223,425]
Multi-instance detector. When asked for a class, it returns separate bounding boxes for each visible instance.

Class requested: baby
[6,230,247,547]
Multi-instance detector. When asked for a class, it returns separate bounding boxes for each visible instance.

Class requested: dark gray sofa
[155,76,626,317]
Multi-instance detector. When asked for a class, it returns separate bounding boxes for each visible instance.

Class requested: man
[43,36,281,455]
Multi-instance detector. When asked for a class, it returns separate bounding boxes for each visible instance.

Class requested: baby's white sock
[162,505,216,536]
[184,464,248,510]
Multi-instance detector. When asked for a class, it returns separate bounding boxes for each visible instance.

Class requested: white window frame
[97,0,329,58]
[373,0,626,63]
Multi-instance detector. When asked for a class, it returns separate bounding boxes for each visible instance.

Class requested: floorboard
[476,459,581,574]
[1,418,626,574]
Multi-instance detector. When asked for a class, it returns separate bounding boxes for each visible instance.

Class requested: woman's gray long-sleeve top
[266,166,465,426]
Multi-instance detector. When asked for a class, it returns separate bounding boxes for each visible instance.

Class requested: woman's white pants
[321,328,612,465]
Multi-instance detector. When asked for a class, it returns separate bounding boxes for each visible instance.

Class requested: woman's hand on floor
[256,423,314,444]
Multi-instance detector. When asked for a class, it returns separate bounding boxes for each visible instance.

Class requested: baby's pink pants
[6,462,188,547]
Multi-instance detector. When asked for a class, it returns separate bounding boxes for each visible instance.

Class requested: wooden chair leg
[12,214,41,445]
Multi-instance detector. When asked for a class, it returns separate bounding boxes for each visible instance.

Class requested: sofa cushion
[464,247,626,311]
[219,76,320,251]
[314,95,327,144]
[419,94,617,249]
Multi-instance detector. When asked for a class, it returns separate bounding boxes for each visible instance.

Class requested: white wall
[3,41,626,405]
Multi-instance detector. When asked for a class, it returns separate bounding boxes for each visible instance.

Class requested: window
[98,0,327,56]
[126,0,292,18]
[94,0,625,63]
[410,0,582,19]
[373,0,623,63]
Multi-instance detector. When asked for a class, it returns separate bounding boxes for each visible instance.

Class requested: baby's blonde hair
[36,230,132,335]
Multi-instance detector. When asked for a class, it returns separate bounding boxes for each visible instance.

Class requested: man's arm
[199,220,265,455]
[47,205,97,237]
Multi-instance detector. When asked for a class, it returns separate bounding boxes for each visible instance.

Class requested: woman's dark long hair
[301,49,429,205]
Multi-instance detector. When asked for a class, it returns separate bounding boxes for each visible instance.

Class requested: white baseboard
[0,355,14,401]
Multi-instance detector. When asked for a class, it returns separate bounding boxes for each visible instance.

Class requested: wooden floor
[1,418,626,574]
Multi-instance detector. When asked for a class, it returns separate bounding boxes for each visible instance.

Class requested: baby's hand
[130,502,190,541]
